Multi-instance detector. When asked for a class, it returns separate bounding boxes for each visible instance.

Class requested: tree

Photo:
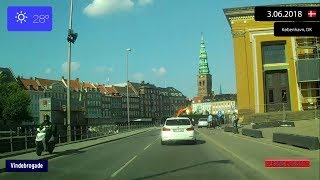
[0,74,32,125]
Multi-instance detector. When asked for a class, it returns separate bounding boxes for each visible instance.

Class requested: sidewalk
[197,127,319,180]
[240,119,320,140]
[0,127,156,171]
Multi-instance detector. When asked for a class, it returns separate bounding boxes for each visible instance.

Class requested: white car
[198,118,208,128]
[160,117,196,145]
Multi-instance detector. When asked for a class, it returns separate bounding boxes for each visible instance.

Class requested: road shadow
[134,134,160,139]
[41,149,86,160]
[131,160,233,180]
[163,139,206,146]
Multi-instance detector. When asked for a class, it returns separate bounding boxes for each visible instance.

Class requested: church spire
[199,33,210,75]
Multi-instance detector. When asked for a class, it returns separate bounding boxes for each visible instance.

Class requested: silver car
[197,118,208,128]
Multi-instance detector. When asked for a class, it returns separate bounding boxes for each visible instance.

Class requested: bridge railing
[0,122,156,154]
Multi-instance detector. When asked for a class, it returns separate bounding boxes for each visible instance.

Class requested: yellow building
[224,3,320,116]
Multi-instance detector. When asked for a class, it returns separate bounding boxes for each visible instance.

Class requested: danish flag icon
[307,10,316,18]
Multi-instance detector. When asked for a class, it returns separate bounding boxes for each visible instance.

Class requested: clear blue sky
[0,0,317,98]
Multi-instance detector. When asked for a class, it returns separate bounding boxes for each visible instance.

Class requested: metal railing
[0,122,156,154]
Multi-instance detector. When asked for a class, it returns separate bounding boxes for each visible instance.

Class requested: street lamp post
[66,0,78,142]
[126,48,131,130]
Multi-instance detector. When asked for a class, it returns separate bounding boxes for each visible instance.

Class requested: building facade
[8,67,189,125]
[224,3,320,116]
[17,77,45,124]
[95,84,112,123]
[112,85,140,120]
[192,100,236,116]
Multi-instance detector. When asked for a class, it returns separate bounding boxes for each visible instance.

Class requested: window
[280,73,287,86]
[165,118,190,126]
[282,90,287,102]
[269,89,274,103]
[266,74,273,87]
[262,43,286,64]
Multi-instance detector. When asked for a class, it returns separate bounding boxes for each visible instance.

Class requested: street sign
[217,111,222,117]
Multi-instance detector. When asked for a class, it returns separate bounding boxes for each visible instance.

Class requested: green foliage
[0,74,32,125]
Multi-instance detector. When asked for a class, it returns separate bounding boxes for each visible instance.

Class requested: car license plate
[173,129,184,132]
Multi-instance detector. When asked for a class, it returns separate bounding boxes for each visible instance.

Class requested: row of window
[87,93,101,99]
[87,101,101,106]
[141,94,160,99]
[212,103,235,107]
[87,108,101,115]
[102,97,112,102]
[121,104,140,109]
[260,41,320,63]
[121,98,139,103]
[122,111,140,116]
[142,89,159,94]
[102,104,111,109]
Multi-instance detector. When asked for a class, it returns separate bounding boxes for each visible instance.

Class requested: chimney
[62,76,65,80]
[30,77,33,80]
[76,78,79,82]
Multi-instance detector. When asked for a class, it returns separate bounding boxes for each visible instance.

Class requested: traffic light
[67,29,78,44]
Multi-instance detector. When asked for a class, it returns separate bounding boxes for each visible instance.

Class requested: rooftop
[18,78,40,91]
[36,78,63,87]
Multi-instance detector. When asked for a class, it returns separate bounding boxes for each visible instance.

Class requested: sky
[0,0,318,98]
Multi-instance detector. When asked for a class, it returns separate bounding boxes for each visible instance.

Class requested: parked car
[160,117,196,145]
[198,118,208,128]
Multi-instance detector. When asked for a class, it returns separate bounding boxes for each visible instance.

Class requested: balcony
[296,58,320,82]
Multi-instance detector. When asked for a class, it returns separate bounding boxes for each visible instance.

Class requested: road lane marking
[144,137,160,150]
[196,130,272,180]
[144,144,152,150]
[110,155,137,178]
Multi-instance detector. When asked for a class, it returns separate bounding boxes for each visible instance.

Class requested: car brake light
[163,127,170,131]
[186,127,194,131]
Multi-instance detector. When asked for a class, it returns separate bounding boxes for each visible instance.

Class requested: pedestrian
[232,111,239,128]
[235,114,239,129]
[207,114,213,128]
[217,117,220,127]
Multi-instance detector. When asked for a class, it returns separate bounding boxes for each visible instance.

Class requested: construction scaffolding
[295,37,320,110]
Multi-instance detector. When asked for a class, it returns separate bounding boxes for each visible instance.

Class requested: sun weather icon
[15,11,28,24]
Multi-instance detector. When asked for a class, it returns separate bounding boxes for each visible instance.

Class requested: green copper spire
[199,33,210,74]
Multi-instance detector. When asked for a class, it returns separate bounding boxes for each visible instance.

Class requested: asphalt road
[0,128,318,180]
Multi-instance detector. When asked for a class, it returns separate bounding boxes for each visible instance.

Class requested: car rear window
[165,119,191,126]
[199,118,207,121]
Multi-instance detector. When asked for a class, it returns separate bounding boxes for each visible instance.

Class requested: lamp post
[66,0,78,142]
[126,48,131,130]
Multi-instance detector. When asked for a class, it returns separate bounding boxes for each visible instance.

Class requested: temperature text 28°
[33,15,49,24]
